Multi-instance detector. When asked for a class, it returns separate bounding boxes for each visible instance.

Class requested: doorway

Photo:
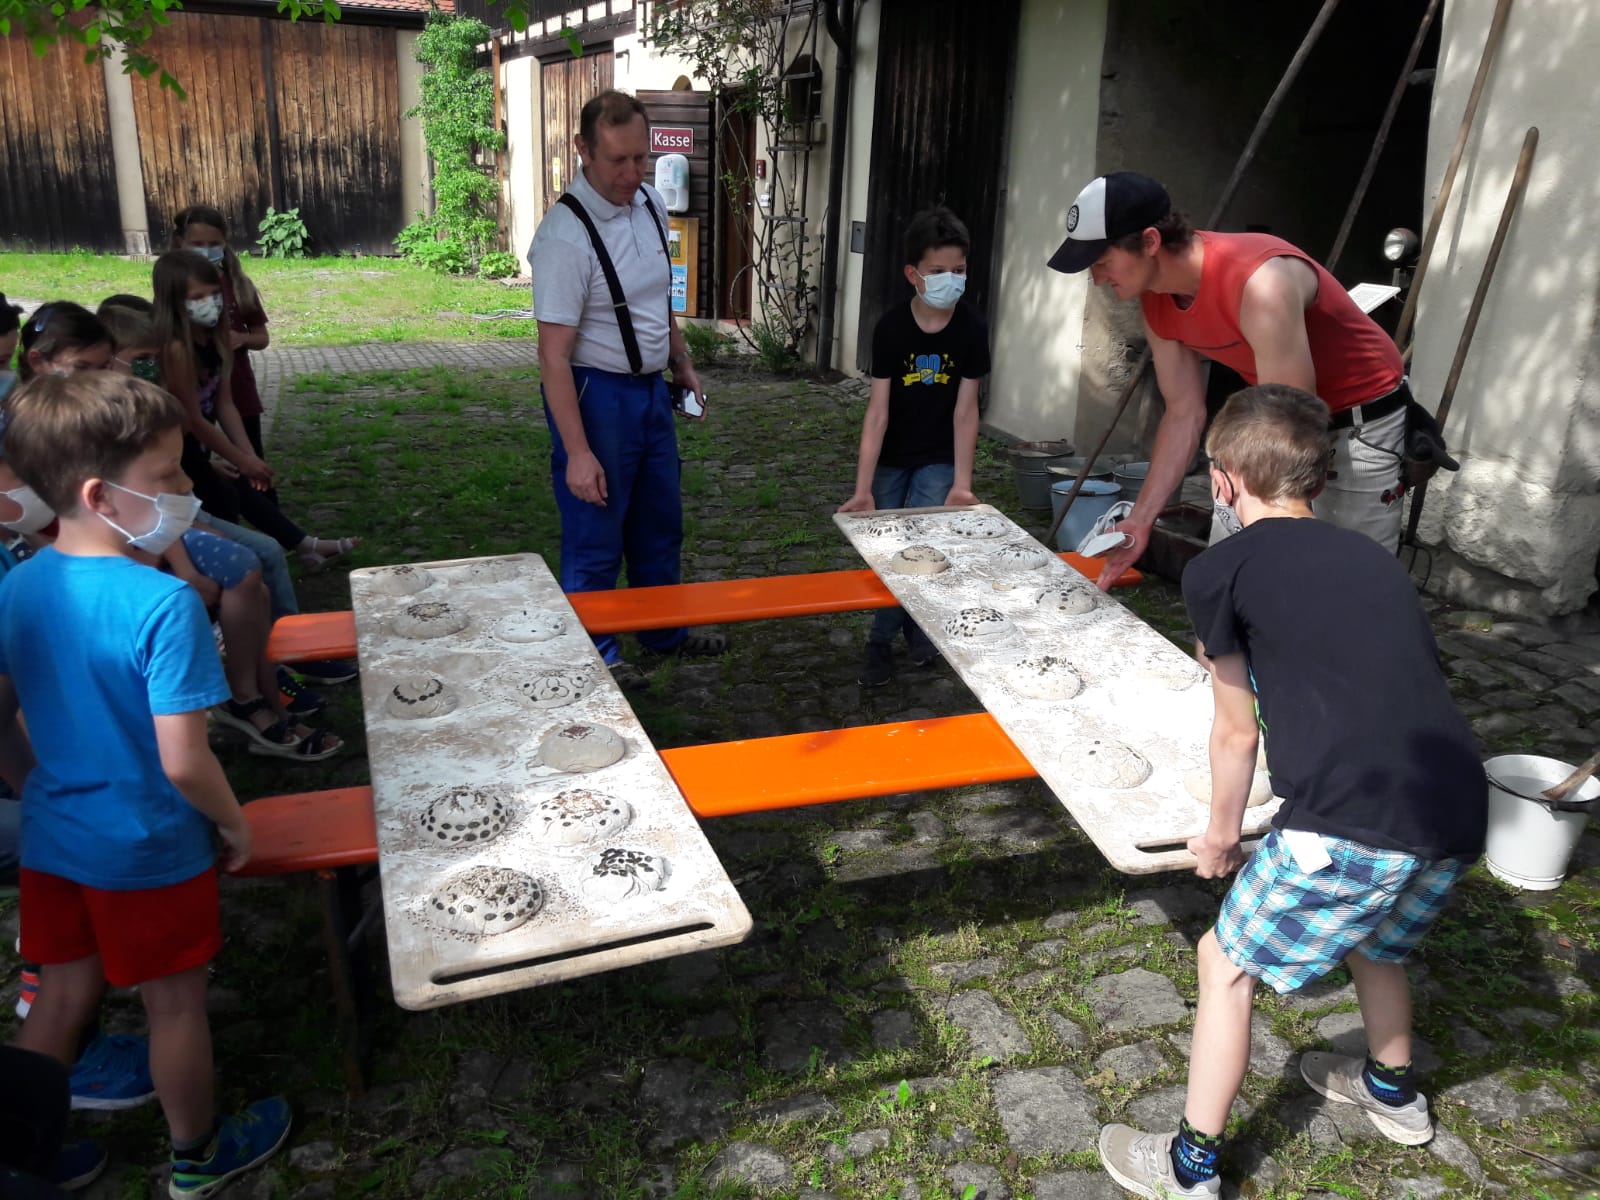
[715,93,757,320]
[539,47,614,215]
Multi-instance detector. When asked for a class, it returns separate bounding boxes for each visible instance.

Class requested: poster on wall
[667,216,700,318]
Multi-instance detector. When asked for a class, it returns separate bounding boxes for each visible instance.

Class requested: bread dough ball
[1069,738,1152,788]
[865,515,924,539]
[463,557,523,582]
[495,609,567,644]
[1009,654,1083,701]
[540,722,626,773]
[1132,655,1206,691]
[386,675,457,719]
[393,600,469,640]
[948,512,1010,540]
[535,788,632,847]
[425,866,542,939]
[371,564,433,596]
[991,540,1054,570]
[519,669,597,709]
[1036,584,1098,616]
[890,544,950,575]
[582,847,669,903]
[419,785,511,846]
[1183,768,1275,809]
[944,606,1013,640]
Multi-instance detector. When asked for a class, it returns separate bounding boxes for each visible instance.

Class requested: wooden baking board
[834,506,1282,874]
[350,553,752,1010]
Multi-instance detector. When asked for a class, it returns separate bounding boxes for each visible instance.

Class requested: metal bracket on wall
[850,221,865,254]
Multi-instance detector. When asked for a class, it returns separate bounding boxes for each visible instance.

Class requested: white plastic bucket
[1483,754,1597,890]
[1051,479,1122,552]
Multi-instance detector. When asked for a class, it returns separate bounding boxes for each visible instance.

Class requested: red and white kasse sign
[650,126,694,154]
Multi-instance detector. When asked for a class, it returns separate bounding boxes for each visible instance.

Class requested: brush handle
[1542,750,1600,805]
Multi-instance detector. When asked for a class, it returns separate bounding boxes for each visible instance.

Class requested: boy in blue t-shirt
[1096,385,1487,1199]
[0,372,291,1196]
[839,206,992,687]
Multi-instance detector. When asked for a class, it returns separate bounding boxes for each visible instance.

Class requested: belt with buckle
[1329,386,1405,429]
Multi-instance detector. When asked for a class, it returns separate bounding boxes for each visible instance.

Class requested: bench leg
[317,866,372,1092]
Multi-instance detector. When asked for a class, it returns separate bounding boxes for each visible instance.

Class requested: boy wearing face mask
[0,372,292,1196]
[838,206,991,687]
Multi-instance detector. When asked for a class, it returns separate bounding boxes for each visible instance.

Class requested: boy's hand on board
[837,493,875,513]
[1188,830,1245,879]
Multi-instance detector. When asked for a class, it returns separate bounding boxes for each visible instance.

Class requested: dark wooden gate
[131,11,402,254]
[855,0,1021,369]
[540,49,615,215]
[0,39,122,252]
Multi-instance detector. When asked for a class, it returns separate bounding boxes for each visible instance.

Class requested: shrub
[681,321,732,364]
[751,320,799,374]
[257,206,309,259]
[478,251,521,279]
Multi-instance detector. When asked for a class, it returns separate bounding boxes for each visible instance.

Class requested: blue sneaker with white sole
[52,1139,108,1191]
[69,1033,156,1111]
[168,1095,292,1198]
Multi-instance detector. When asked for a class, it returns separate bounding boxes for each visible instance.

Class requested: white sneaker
[1098,1125,1221,1199]
[1299,1052,1434,1145]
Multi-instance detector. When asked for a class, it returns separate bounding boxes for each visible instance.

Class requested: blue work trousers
[545,367,685,663]
[868,462,954,645]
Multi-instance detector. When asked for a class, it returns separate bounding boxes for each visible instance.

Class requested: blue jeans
[545,367,685,664]
[196,514,298,621]
[868,462,954,645]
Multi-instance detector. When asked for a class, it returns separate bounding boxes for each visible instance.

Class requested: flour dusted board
[351,553,752,1010]
[834,506,1282,873]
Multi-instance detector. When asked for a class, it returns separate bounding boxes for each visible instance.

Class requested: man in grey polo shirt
[530,89,722,689]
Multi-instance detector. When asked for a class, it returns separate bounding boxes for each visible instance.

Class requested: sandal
[213,698,307,752]
[297,536,360,573]
[248,726,341,762]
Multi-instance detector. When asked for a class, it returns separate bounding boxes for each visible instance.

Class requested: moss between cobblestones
[3,360,1594,1199]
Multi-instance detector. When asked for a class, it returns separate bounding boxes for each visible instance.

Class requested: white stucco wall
[984,0,1110,441]
[397,31,432,223]
[831,0,880,374]
[1410,0,1600,615]
[501,55,538,267]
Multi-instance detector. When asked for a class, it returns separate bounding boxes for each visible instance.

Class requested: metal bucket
[1011,440,1076,510]
[1483,754,1597,890]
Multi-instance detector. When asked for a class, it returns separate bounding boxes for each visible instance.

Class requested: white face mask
[98,482,201,555]
[0,484,56,535]
[918,270,967,311]
[186,295,223,328]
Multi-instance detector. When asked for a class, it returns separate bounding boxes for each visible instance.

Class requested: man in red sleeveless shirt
[1049,172,1411,587]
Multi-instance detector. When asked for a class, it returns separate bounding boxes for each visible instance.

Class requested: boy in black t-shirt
[839,207,991,686]
[1097,385,1487,1200]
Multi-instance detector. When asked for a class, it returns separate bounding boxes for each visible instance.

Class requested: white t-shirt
[529,172,672,375]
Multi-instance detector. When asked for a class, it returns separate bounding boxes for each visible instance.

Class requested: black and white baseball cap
[1047,172,1173,274]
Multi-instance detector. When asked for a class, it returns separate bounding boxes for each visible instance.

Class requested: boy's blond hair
[1206,384,1333,503]
[3,374,185,515]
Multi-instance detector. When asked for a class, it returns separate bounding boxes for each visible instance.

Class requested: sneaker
[1097,1125,1221,1199]
[905,627,940,668]
[275,666,326,717]
[52,1140,108,1191]
[293,658,358,686]
[169,1095,293,1198]
[1299,1051,1434,1145]
[70,1033,156,1111]
[16,962,39,1019]
[858,641,895,688]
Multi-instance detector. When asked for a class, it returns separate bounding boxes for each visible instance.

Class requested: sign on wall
[650,125,695,155]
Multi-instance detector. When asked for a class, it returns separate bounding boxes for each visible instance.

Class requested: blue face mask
[187,245,226,265]
[0,369,14,403]
[918,270,967,311]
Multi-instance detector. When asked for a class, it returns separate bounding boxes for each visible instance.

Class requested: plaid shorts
[1215,829,1467,995]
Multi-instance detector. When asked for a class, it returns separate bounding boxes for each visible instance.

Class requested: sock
[1170,1117,1225,1186]
[1362,1056,1418,1106]
[172,1121,219,1159]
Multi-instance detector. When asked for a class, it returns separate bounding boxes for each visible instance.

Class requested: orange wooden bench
[266,554,1138,664]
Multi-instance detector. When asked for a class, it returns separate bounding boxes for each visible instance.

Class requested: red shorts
[18,867,222,988]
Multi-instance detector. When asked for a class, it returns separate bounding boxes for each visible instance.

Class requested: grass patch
[0,252,537,347]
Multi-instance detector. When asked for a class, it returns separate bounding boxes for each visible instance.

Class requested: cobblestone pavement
[52,352,1598,1200]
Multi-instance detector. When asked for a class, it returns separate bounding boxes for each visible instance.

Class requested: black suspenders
[556,188,671,375]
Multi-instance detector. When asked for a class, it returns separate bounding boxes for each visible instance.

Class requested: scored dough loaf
[890,544,950,575]
[540,722,626,772]
[393,601,469,640]
[386,675,458,720]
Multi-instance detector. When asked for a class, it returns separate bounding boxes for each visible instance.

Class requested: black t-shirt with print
[1183,517,1486,861]
[870,300,991,468]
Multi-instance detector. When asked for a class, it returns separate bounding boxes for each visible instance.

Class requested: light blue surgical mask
[0,369,14,403]
[187,245,226,265]
[918,270,967,311]
[1,484,55,535]
[99,482,201,555]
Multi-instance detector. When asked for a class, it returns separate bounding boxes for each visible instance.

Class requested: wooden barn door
[855,0,1021,369]
[0,39,121,252]
[540,48,614,215]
